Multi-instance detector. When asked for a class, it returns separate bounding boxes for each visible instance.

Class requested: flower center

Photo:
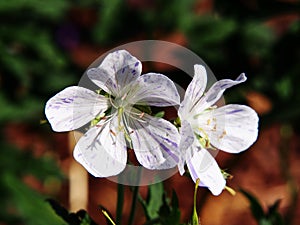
[111,93,129,110]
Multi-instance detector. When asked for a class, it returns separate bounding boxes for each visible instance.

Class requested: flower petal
[87,50,142,96]
[194,73,247,112]
[45,86,109,132]
[127,73,180,106]
[195,104,259,153]
[126,109,180,170]
[73,116,127,177]
[86,68,116,95]
[179,65,207,119]
[178,120,195,175]
[187,149,225,195]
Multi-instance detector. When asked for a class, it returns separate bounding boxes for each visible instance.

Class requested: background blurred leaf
[140,181,164,220]
[2,174,67,225]
[240,189,285,225]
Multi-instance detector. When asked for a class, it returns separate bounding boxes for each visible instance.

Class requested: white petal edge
[87,50,142,96]
[187,149,226,196]
[179,64,207,119]
[193,73,247,113]
[195,104,259,153]
[45,86,109,132]
[73,117,127,177]
[178,120,195,175]
[128,73,180,106]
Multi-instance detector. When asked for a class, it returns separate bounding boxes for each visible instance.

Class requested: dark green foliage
[0,0,76,123]
[241,189,285,225]
[139,182,181,225]
[140,182,164,220]
[47,199,98,225]
[0,143,65,224]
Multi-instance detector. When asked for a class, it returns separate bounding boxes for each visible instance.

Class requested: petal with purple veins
[187,148,226,196]
[73,116,127,177]
[128,73,180,106]
[87,50,142,96]
[45,86,109,132]
[178,120,195,175]
[193,73,247,113]
[179,65,207,119]
[126,109,180,170]
[195,104,259,153]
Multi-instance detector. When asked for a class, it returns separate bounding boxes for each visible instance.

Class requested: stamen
[108,93,118,109]
[121,93,127,101]
[110,129,116,136]
[197,128,211,148]
[124,108,147,123]
[207,119,211,125]
[139,112,145,118]
[219,130,227,139]
[212,124,217,131]
[224,186,236,196]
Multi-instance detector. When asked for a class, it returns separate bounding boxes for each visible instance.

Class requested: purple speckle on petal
[227,109,243,114]
[134,62,139,67]
[62,98,74,104]
[220,83,230,89]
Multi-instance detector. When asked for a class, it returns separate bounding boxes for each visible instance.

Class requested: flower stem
[192,179,201,225]
[127,168,142,225]
[116,178,124,225]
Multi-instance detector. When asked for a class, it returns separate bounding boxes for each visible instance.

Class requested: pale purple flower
[45,50,180,177]
[178,65,259,195]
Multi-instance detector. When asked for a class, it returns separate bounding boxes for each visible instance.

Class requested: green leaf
[240,189,265,221]
[2,174,68,225]
[146,182,164,219]
[240,189,285,225]
[158,191,181,225]
[154,111,165,118]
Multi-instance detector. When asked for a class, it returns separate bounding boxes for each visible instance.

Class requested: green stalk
[116,179,124,225]
[127,168,142,225]
[192,179,200,225]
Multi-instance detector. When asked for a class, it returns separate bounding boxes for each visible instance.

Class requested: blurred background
[0,0,299,224]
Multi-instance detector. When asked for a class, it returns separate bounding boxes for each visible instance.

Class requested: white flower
[178,65,259,195]
[45,50,180,177]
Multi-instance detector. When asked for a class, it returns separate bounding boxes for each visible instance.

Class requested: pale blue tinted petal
[87,68,116,95]
[128,73,180,106]
[196,104,259,153]
[73,117,127,177]
[87,50,142,96]
[45,86,109,132]
[194,73,247,112]
[179,65,207,119]
[178,120,195,175]
[187,149,226,196]
[127,109,180,169]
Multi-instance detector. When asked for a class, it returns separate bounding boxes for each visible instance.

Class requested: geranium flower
[45,50,180,177]
[178,65,259,195]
